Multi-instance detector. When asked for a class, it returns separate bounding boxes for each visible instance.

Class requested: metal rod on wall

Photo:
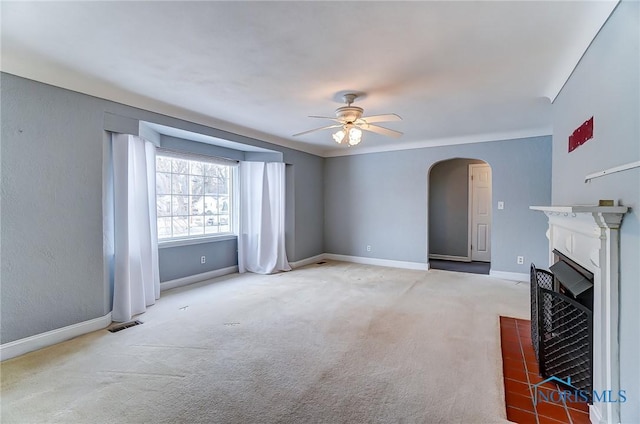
[584,160,640,183]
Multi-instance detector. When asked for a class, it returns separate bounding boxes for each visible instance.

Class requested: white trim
[489,270,529,282]
[428,254,471,262]
[160,265,238,291]
[589,404,602,424]
[323,128,551,158]
[1,313,113,361]
[158,234,237,249]
[289,254,327,269]
[325,254,428,271]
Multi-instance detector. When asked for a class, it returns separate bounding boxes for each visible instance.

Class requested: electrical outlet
[201,256,206,264]
[497,201,504,210]
[366,245,372,252]
[517,256,524,265]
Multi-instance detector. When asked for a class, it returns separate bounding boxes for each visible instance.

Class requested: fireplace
[530,204,628,424]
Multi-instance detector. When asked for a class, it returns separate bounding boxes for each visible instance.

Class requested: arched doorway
[428,158,492,274]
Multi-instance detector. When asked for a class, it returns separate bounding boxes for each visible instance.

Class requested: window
[155,150,236,241]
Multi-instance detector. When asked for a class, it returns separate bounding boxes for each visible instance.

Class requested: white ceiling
[1,1,617,157]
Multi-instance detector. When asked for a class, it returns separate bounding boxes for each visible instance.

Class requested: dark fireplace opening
[551,249,594,312]
[531,254,594,402]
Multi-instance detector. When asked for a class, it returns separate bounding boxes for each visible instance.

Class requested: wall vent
[108,320,143,333]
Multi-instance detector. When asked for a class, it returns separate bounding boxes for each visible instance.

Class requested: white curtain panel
[111,133,160,322]
[238,161,291,274]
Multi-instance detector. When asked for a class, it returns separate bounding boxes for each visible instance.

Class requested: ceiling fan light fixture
[332,129,346,144]
[348,127,362,146]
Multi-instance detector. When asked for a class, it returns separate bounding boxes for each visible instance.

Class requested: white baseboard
[325,253,428,271]
[289,254,327,269]
[1,312,113,361]
[429,254,471,262]
[160,265,239,291]
[489,270,529,282]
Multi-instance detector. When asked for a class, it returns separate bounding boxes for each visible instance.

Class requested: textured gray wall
[551,2,639,421]
[1,73,324,343]
[1,74,108,344]
[429,158,484,257]
[287,150,324,261]
[324,136,552,272]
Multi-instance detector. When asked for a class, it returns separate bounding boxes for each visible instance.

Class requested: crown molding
[322,127,552,158]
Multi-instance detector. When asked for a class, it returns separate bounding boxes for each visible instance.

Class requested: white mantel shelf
[530,205,629,214]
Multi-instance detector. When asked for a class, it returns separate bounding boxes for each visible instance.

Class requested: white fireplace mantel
[530,205,629,424]
[530,205,627,228]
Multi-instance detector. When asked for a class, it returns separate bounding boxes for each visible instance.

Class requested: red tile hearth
[500,316,591,424]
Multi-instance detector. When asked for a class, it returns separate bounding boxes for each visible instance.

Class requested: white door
[470,164,492,262]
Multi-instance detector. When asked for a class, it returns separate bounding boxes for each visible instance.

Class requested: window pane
[172,217,188,237]
[218,176,229,195]
[156,156,171,172]
[172,159,188,174]
[204,177,216,194]
[157,195,171,217]
[172,174,188,194]
[157,217,172,239]
[218,196,230,213]
[190,161,203,175]
[190,196,204,215]
[204,163,218,177]
[203,196,216,215]
[205,223,219,234]
[190,176,203,195]
[189,216,204,236]
[173,196,189,216]
[156,172,171,195]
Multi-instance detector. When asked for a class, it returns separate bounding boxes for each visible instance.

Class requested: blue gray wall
[551,2,639,421]
[324,136,552,273]
[158,239,238,282]
[429,158,484,258]
[0,73,324,344]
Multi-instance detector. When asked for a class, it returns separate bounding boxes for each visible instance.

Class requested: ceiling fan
[293,93,403,146]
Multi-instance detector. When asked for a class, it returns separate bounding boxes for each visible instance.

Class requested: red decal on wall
[568,116,594,152]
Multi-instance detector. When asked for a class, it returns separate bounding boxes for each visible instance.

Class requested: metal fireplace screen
[530,264,553,361]
[538,287,593,399]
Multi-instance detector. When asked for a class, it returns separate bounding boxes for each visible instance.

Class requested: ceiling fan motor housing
[335,106,363,123]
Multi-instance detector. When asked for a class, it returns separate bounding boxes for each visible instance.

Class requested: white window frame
[155,148,238,245]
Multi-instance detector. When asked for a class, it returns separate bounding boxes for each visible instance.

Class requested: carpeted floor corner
[1,261,529,423]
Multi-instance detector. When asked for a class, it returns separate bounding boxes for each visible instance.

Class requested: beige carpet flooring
[1,261,529,423]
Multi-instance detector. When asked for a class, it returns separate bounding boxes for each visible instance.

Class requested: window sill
[158,234,237,249]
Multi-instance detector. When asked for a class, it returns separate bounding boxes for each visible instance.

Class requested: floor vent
[108,320,143,333]
[316,261,327,265]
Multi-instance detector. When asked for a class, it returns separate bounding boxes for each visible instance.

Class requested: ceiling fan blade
[308,115,341,123]
[292,124,342,137]
[361,124,403,138]
[360,113,402,124]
